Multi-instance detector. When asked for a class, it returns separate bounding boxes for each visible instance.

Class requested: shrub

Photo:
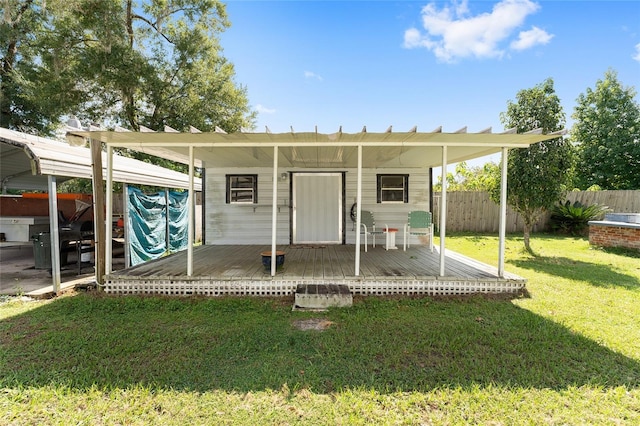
[550,200,609,236]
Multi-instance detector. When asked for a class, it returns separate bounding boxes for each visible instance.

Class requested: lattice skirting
[104,277,526,296]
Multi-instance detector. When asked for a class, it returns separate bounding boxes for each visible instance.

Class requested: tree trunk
[126,0,134,47]
[123,0,138,130]
[1,39,18,128]
[523,222,532,253]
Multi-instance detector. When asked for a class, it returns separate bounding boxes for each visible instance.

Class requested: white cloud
[404,0,551,62]
[633,43,640,62]
[304,71,323,81]
[511,26,553,50]
[256,104,276,114]
[404,27,436,50]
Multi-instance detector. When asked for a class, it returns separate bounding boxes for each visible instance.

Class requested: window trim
[376,174,409,204]
[226,174,258,204]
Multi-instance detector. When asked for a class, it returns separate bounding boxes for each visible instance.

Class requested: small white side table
[384,227,399,250]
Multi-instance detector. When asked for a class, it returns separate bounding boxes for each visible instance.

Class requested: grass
[443,233,640,361]
[1,234,639,425]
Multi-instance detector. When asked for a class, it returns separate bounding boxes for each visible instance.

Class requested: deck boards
[110,244,513,282]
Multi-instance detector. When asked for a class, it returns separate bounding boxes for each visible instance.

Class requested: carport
[0,127,202,294]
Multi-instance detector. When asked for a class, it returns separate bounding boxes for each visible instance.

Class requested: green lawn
[1,234,639,425]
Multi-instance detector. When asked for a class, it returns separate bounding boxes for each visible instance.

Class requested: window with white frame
[226,175,258,204]
[377,174,409,203]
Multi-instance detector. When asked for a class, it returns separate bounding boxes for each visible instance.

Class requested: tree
[493,78,574,252]
[434,161,500,192]
[77,0,255,134]
[571,70,640,190]
[1,0,255,137]
[1,0,86,135]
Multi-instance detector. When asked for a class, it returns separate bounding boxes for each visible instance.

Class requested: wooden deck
[105,245,526,296]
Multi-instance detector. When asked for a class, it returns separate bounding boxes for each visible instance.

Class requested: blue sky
[220,0,640,143]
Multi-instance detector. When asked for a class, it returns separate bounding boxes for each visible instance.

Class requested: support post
[271,146,279,276]
[105,145,113,275]
[165,188,170,257]
[187,146,195,276]
[201,167,206,245]
[498,147,508,277]
[90,138,105,286]
[123,184,130,268]
[354,145,363,276]
[439,146,448,276]
[429,167,434,212]
[47,175,61,295]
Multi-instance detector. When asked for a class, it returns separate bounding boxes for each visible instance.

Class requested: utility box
[32,232,52,269]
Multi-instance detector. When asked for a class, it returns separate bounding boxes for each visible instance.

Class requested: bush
[550,200,609,236]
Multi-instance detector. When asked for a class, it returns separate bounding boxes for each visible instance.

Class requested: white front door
[292,173,342,244]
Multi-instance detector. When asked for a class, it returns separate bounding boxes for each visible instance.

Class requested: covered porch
[67,125,564,297]
[104,244,525,296]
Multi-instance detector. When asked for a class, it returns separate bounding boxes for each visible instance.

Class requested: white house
[66,126,564,296]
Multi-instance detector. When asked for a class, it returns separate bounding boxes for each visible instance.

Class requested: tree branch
[3,0,35,25]
[2,0,37,73]
[131,13,175,45]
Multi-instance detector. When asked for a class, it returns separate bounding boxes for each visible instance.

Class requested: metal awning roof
[66,126,566,169]
[0,127,202,191]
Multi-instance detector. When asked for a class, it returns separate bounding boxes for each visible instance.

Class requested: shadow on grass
[1,293,639,394]
[512,256,640,290]
[598,245,640,259]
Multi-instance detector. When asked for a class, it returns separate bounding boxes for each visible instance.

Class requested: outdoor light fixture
[67,115,82,129]
[65,115,87,146]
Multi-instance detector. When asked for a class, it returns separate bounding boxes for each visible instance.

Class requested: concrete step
[294,284,353,310]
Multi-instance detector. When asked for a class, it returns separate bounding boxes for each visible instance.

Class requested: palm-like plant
[550,200,609,236]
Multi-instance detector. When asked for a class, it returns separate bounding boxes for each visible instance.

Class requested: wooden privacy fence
[432,190,640,233]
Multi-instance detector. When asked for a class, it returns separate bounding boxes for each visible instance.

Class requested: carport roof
[66,126,566,169]
[1,127,202,191]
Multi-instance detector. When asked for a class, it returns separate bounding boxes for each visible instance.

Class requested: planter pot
[261,250,285,271]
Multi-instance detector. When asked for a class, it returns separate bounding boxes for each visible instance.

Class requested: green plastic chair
[403,211,434,252]
[360,210,385,252]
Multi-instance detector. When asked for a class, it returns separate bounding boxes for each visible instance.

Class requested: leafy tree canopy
[493,78,574,252]
[434,161,499,192]
[1,0,86,134]
[571,69,640,190]
[1,0,256,136]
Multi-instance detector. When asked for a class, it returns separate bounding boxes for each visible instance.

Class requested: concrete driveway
[0,243,111,298]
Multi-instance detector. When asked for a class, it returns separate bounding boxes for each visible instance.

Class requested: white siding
[205,167,431,245]
[344,169,430,245]
[205,168,290,245]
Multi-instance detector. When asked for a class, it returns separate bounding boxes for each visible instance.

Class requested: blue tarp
[127,187,189,266]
